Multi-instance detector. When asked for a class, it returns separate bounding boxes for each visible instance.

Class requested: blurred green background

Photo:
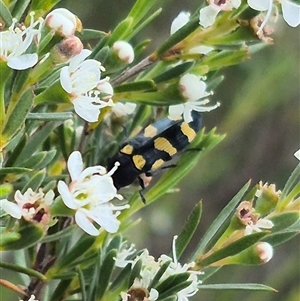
[1,0,299,300]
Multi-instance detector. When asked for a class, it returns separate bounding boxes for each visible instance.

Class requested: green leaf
[199,266,222,281]
[96,249,117,299]
[158,280,193,300]
[191,180,250,260]
[153,61,195,84]
[27,112,73,121]
[280,163,300,199]
[77,267,87,301]
[128,0,159,28]
[56,235,96,270]
[129,258,142,286]
[149,260,171,289]
[40,225,74,243]
[0,232,20,245]
[155,272,190,295]
[77,29,106,40]
[197,231,268,268]
[15,122,59,165]
[269,212,300,232]
[11,0,31,21]
[2,90,33,141]
[19,150,56,169]
[0,167,32,176]
[50,279,72,301]
[128,8,162,40]
[22,169,46,192]
[109,17,134,44]
[175,202,202,261]
[0,221,45,250]
[3,134,27,168]
[114,80,156,93]
[155,19,199,57]
[0,1,12,26]
[109,263,132,291]
[30,0,61,19]
[106,235,122,253]
[198,283,277,292]
[0,260,47,280]
[264,230,299,247]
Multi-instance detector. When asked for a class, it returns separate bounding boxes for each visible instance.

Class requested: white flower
[114,243,136,267]
[170,12,190,35]
[60,49,113,122]
[0,189,55,225]
[111,102,137,117]
[45,8,78,36]
[199,0,241,28]
[244,217,274,235]
[0,12,43,70]
[294,149,300,160]
[168,73,219,122]
[248,0,300,34]
[159,236,202,301]
[57,151,128,236]
[113,41,135,64]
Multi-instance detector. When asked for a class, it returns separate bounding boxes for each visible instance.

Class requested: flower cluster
[116,237,202,301]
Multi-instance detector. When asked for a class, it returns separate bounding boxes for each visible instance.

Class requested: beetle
[107,110,202,190]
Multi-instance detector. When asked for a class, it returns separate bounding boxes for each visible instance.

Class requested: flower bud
[45,8,81,37]
[255,181,280,215]
[51,36,83,63]
[213,242,274,266]
[112,41,135,64]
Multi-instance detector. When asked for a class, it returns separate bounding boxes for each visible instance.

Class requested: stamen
[257,0,273,35]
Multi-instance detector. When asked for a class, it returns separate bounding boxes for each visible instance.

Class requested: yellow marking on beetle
[132,155,146,170]
[144,124,158,138]
[151,159,164,170]
[180,123,196,142]
[121,144,134,155]
[154,137,177,156]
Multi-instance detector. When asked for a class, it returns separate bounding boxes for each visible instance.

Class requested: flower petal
[72,95,101,122]
[7,53,38,70]
[75,209,100,236]
[199,5,220,28]
[281,0,300,27]
[247,0,270,11]
[168,104,184,119]
[60,66,73,93]
[0,199,22,219]
[68,151,84,181]
[57,180,77,209]
[170,12,190,35]
[87,204,120,233]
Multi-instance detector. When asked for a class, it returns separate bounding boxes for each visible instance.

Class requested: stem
[110,55,156,86]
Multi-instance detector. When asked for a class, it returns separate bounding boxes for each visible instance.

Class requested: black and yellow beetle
[107,110,202,190]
